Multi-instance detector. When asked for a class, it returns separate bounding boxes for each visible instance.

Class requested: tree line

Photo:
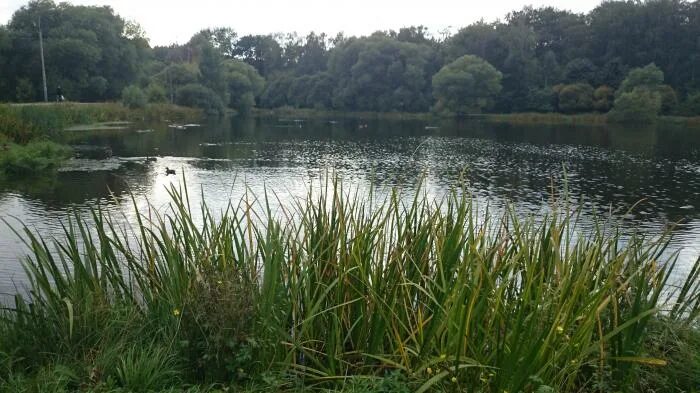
[1,0,700,118]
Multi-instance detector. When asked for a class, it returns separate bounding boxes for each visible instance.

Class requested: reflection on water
[1,116,699,296]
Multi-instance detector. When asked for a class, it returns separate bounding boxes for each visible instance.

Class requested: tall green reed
[1,177,698,391]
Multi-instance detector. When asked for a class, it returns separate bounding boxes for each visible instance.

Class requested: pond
[1,116,699,296]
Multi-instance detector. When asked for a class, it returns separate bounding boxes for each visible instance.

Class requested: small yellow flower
[451,376,457,383]
[426,367,433,375]
[556,325,564,334]
[440,353,447,359]
[172,308,180,316]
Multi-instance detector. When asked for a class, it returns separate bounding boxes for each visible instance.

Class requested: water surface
[1,116,699,296]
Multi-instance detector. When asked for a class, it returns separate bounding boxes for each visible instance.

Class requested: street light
[33,16,48,102]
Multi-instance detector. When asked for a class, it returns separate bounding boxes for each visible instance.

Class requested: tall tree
[432,55,502,114]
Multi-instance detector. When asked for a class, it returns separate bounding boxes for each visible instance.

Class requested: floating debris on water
[71,145,113,159]
[58,158,124,172]
[169,123,201,130]
[64,122,130,132]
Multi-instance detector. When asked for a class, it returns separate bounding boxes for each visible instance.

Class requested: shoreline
[253,107,700,127]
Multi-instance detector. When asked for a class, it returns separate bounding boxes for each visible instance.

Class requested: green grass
[0,141,72,177]
[253,107,434,121]
[483,112,609,126]
[0,178,698,392]
[0,103,201,144]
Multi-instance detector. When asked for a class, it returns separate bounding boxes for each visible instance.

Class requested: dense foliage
[432,55,503,114]
[1,0,700,118]
[0,182,698,392]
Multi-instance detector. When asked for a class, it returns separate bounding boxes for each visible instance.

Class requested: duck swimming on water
[165,167,176,175]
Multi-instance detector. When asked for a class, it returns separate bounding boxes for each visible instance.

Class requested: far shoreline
[252,107,700,127]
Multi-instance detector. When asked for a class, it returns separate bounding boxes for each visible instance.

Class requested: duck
[165,167,176,176]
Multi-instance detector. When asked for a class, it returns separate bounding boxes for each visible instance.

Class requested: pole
[38,16,48,102]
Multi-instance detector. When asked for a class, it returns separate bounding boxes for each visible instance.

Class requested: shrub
[0,141,72,176]
[146,83,167,103]
[15,78,34,102]
[680,92,700,116]
[657,84,678,115]
[593,85,615,112]
[609,87,662,123]
[114,344,181,391]
[557,83,594,113]
[525,87,555,112]
[175,83,225,116]
[121,85,147,109]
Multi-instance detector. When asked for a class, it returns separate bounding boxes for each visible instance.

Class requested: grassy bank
[482,112,609,126]
[0,103,202,178]
[0,103,201,144]
[253,107,434,121]
[0,179,698,392]
[254,108,700,129]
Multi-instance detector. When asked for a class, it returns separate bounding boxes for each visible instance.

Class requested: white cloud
[1,0,602,46]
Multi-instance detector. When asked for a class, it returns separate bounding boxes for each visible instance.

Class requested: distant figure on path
[165,167,176,176]
[56,86,64,102]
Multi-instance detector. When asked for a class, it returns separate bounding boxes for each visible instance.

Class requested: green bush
[121,85,147,109]
[657,84,678,115]
[609,87,662,123]
[15,78,34,102]
[146,83,167,103]
[680,91,700,116]
[556,83,594,113]
[593,85,615,112]
[0,141,72,176]
[175,83,225,115]
[115,344,181,391]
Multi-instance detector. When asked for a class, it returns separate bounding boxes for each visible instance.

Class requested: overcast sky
[1,0,602,46]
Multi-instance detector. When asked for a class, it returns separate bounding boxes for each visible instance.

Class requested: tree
[233,35,283,77]
[593,85,615,112]
[432,55,502,114]
[564,58,598,85]
[146,83,167,103]
[295,32,329,75]
[175,83,225,115]
[610,64,669,121]
[222,59,265,114]
[657,84,678,115]
[328,34,437,112]
[198,43,226,96]
[679,92,700,116]
[121,85,147,109]
[556,83,594,113]
[194,27,237,58]
[0,0,149,101]
[617,63,664,95]
[609,88,662,123]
